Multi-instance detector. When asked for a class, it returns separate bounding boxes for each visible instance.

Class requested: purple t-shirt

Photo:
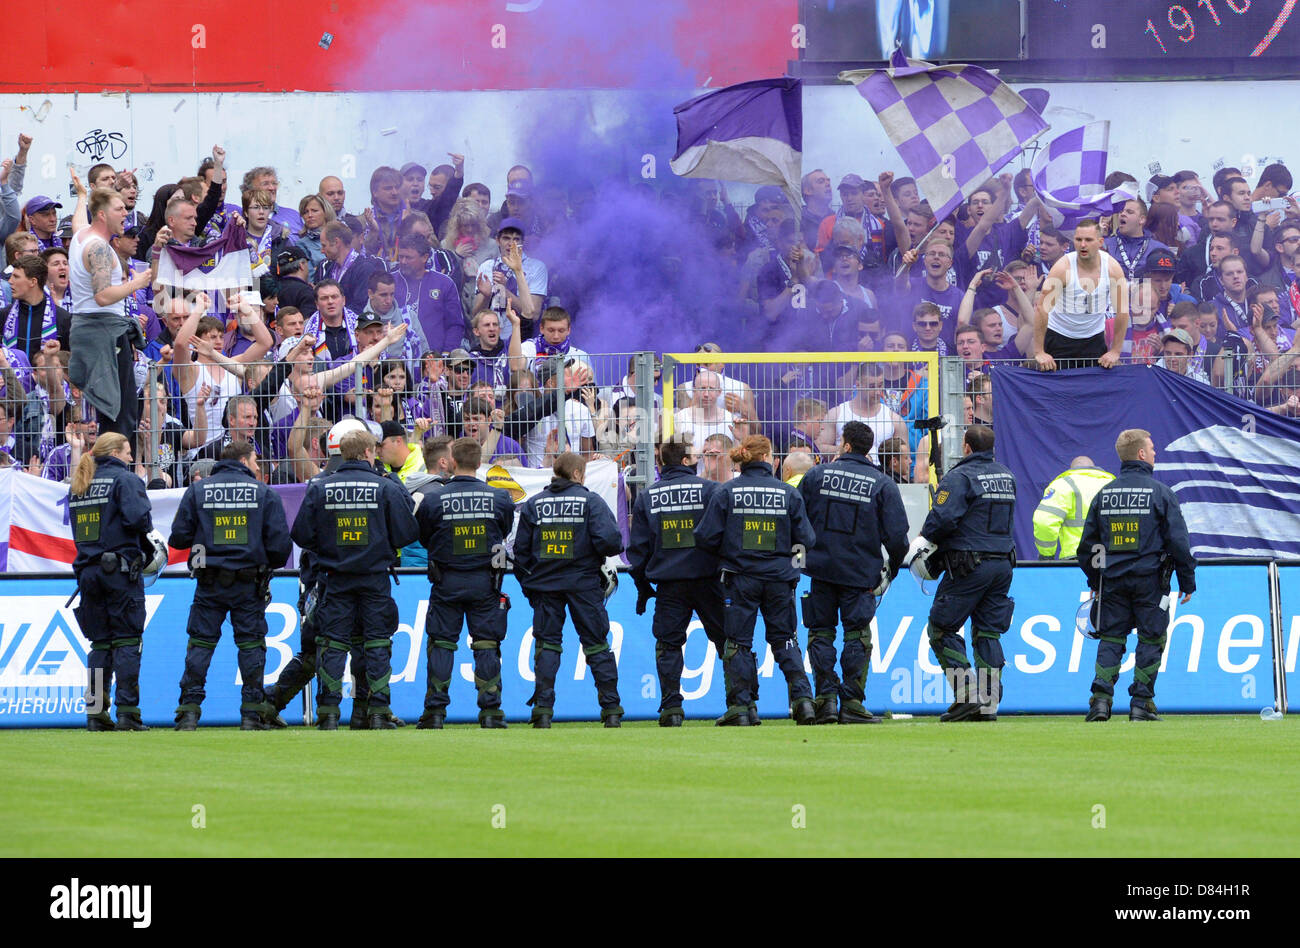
[956,220,1027,309]
[489,434,526,464]
[907,278,965,347]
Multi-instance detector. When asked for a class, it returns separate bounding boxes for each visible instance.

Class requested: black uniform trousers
[1092,571,1169,702]
[527,582,622,713]
[652,578,726,712]
[267,600,370,712]
[315,573,399,712]
[721,573,813,711]
[927,558,1013,704]
[74,563,145,715]
[802,579,876,708]
[178,577,270,710]
[424,569,507,714]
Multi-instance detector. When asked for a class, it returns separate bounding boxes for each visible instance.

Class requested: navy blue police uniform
[415,474,515,726]
[69,455,155,729]
[1078,458,1195,719]
[694,460,817,725]
[798,452,910,723]
[168,458,292,728]
[627,464,727,724]
[513,475,624,725]
[290,458,419,726]
[919,449,1017,719]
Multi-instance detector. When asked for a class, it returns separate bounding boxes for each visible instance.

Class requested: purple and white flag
[155,218,254,294]
[670,78,803,211]
[1031,121,1136,231]
[839,51,1048,221]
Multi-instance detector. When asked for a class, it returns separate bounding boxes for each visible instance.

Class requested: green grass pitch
[4,716,1295,857]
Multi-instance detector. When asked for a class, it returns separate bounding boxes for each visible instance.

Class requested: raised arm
[230,299,274,364]
[169,292,211,394]
[69,166,90,231]
[878,172,909,251]
[308,322,408,390]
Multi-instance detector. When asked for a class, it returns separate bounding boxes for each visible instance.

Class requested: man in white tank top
[66,188,161,440]
[818,363,907,465]
[1033,218,1129,371]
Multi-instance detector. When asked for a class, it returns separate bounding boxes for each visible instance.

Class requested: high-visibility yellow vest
[1033,467,1114,559]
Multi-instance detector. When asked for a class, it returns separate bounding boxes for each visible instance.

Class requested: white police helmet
[326,418,369,456]
[600,563,619,602]
[141,529,169,587]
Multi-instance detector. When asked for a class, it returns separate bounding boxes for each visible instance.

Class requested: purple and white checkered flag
[839,51,1048,221]
[1031,121,1136,231]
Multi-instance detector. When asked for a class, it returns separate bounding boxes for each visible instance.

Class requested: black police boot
[114,712,150,731]
[939,702,983,722]
[838,700,883,724]
[240,711,271,731]
[349,704,370,730]
[813,695,839,725]
[1129,699,1161,722]
[391,714,407,727]
[479,711,508,729]
[87,711,115,731]
[317,710,340,730]
[174,707,200,731]
[1085,695,1112,722]
[259,703,288,729]
[531,708,553,729]
[602,708,623,728]
[791,697,816,726]
[417,710,446,729]
[749,702,762,726]
[658,708,685,727]
[368,711,398,730]
[715,706,755,726]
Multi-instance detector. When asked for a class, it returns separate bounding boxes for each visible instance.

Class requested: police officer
[169,442,292,730]
[798,421,910,724]
[68,432,160,731]
[514,451,625,728]
[695,434,817,727]
[627,439,727,727]
[414,437,515,729]
[291,429,419,729]
[904,425,1016,722]
[1033,456,1114,559]
[264,419,360,724]
[1078,428,1195,722]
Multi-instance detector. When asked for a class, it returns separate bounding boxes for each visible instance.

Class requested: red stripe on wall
[6,1,796,93]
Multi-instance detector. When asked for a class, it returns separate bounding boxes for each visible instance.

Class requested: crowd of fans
[1,127,1298,493]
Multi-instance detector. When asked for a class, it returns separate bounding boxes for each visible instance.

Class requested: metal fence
[661,351,941,485]
[127,350,656,488]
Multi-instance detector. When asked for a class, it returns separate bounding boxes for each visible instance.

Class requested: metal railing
[661,351,941,484]
[125,351,654,487]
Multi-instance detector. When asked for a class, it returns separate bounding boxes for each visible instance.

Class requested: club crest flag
[154,218,254,294]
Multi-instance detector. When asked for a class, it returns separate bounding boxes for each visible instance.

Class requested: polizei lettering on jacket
[975,474,1016,501]
[536,495,588,523]
[820,469,874,503]
[199,483,260,509]
[324,480,381,509]
[649,483,705,514]
[1099,487,1153,516]
[732,485,788,515]
[440,490,496,521]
